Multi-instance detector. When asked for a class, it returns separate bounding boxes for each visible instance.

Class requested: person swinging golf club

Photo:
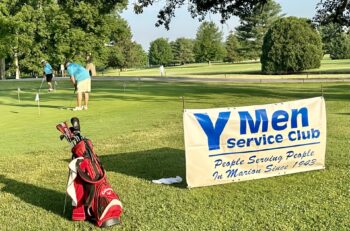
[65,61,91,111]
[41,60,53,92]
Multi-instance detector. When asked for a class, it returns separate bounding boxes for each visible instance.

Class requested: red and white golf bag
[66,139,123,227]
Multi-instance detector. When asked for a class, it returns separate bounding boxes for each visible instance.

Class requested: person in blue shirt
[65,61,91,111]
[41,60,53,92]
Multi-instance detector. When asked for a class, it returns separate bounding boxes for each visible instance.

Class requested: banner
[183,97,326,188]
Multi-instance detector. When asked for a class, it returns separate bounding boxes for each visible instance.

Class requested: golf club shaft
[39,77,45,92]
[62,169,71,215]
[68,89,76,109]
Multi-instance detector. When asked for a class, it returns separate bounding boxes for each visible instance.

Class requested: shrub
[261,17,323,74]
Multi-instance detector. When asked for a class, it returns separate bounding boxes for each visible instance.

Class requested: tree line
[0,0,147,79]
[148,0,282,66]
[147,0,350,74]
[1,0,349,78]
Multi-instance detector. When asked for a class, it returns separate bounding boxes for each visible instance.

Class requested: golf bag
[57,118,123,228]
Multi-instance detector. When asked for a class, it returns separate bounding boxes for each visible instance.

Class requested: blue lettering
[265,164,274,172]
[312,129,320,138]
[214,159,222,168]
[275,134,283,143]
[236,139,245,148]
[194,112,231,151]
[272,110,289,131]
[254,136,262,145]
[247,155,256,164]
[288,131,296,141]
[291,107,309,128]
[239,109,268,134]
[227,138,235,148]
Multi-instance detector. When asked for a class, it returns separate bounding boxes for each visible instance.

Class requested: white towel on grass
[152,176,182,185]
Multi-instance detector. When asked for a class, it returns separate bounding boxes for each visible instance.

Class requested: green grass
[0,80,349,230]
[101,58,350,79]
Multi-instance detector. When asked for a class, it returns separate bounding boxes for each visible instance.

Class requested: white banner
[184,97,326,188]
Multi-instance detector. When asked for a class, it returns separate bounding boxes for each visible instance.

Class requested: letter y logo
[194,112,231,151]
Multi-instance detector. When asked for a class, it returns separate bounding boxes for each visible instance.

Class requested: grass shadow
[0,175,69,218]
[101,147,186,188]
[0,103,63,109]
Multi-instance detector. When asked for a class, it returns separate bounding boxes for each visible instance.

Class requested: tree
[133,0,350,32]
[235,0,282,60]
[171,38,195,65]
[134,0,268,30]
[105,15,147,70]
[127,43,147,68]
[0,0,130,78]
[315,0,350,26]
[261,17,323,74]
[0,2,38,79]
[54,1,128,65]
[148,38,173,65]
[107,42,147,70]
[57,0,127,13]
[0,16,12,79]
[224,33,241,63]
[107,46,125,70]
[194,21,225,63]
[329,33,350,59]
[319,23,343,54]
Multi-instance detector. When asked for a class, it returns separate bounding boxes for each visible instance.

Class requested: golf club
[67,89,76,110]
[71,117,80,132]
[62,171,70,216]
[70,117,83,142]
[38,77,45,93]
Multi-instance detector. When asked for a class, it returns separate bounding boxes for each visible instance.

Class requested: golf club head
[56,122,74,141]
[71,117,80,133]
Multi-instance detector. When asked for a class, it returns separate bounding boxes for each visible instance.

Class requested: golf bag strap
[83,139,105,182]
[84,139,102,165]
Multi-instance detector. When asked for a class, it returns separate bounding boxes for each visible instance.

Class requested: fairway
[102,59,350,79]
[0,80,349,230]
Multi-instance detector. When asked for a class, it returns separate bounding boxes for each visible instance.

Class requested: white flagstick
[17,87,21,103]
[35,93,40,115]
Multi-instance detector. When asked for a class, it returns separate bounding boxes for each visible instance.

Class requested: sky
[121,0,320,51]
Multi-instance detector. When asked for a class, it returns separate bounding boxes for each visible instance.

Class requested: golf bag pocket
[72,177,86,221]
[94,179,123,227]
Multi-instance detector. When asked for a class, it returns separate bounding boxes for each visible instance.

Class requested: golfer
[65,61,91,111]
[160,65,165,77]
[41,60,53,92]
[60,63,65,77]
[86,61,96,77]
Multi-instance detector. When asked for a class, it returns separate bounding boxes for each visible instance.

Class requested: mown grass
[101,58,350,79]
[0,80,349,230]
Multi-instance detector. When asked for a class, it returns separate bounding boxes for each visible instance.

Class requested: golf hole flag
[183,97,326,188]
